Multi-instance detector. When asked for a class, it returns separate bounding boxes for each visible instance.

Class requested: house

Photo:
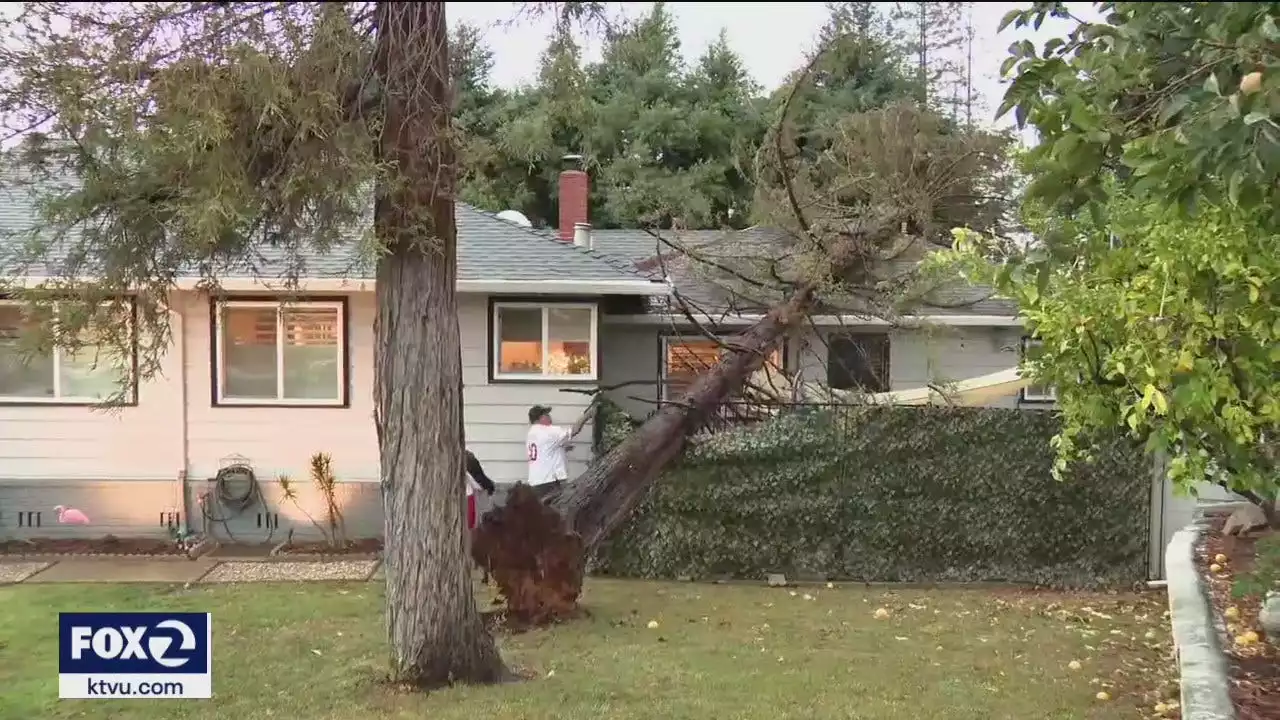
[0,161,1049,544]
[0,167,666,542]
[0,160,1216,581]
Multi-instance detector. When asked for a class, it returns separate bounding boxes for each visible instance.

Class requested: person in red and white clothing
[464,449,496,530]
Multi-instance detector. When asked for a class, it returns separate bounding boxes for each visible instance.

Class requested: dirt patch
[1197,517,1280,720]
[280,538,382,556]
[209,538,382,558]
[0,536,185,556]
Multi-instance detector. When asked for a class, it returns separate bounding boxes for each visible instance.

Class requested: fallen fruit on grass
[1214,553,1228,564]
[874,608,890,619]
[1241,71,1263,95]
[1068,660,1082,671]
[826,582,835,589]
[647,620,659,629]
[1210,563,1222,573]
[1224,606,1240,620]
[1095,691,1110,701]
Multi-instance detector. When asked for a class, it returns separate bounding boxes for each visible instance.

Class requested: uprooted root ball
[471,484,585,628]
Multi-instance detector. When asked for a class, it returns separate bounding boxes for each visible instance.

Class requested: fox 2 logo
[59,612,211,675]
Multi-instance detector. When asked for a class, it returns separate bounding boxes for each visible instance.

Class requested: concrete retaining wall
[1165,517,1236,719]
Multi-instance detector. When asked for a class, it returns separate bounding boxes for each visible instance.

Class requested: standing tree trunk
[372,1,508,687]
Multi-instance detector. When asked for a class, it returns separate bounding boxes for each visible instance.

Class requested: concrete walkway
[0,557,382,585]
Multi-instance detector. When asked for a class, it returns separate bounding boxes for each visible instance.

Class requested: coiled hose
[199,463,272,544]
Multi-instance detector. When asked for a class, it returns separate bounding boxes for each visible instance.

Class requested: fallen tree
[472,44,1015,625]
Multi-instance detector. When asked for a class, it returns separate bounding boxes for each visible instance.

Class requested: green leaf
[1204,71,1221,96]
[1159,94,1191,126]
[998,8,1023,32]
[1261,14,1280,42]
[1243,111,1270,126]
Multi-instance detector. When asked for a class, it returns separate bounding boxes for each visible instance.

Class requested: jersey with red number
[526,424,571,486]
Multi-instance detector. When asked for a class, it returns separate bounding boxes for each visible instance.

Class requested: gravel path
[202,560,377,583]
[0,562,52,584]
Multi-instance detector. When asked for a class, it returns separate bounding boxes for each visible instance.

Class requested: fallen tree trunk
[556,282,821,552]
[472,286,818,626]
[472,223,882,625]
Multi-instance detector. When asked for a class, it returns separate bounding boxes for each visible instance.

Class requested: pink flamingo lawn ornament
[53,505,91,525]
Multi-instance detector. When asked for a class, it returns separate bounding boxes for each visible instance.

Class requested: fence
[593,400,1155,589]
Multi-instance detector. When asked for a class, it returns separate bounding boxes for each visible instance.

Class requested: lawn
[0,579,1178,719]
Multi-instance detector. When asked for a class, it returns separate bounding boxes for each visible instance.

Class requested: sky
[449,2,1102,133]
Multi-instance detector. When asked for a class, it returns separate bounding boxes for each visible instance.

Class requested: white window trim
[213,299,347,406]
[0,299,136,404]
[491,301,599,382]
[1020,337,1058,403]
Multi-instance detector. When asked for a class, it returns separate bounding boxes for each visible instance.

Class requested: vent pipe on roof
[573,222,593,250]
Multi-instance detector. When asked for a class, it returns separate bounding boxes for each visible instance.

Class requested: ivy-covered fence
[592,402,1152,589]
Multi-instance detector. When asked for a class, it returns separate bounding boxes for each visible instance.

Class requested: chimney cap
[561,153,585,170]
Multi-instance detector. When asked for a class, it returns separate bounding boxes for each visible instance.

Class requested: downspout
[168,298,191,533]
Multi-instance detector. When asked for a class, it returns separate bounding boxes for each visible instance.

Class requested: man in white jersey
[526,404,592,501]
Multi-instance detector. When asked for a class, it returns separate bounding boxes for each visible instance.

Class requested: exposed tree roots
[471,484,586,630]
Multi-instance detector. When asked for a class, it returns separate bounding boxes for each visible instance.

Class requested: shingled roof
[0,174,657,290]
[566,227,1018,318]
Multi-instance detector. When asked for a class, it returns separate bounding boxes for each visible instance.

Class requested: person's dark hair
[527,404,552,424]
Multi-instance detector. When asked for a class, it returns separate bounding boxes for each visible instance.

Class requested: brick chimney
[558,154,588,242]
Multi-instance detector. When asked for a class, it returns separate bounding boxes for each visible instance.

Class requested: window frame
[824,331,891,393]
[0,297,139,406]
[211,297,350,408]
[658,333,788,402]
[1019,337,1058,404]
[490,301,599,383]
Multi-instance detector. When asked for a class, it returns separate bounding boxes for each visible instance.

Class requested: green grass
[0,579,1178,719]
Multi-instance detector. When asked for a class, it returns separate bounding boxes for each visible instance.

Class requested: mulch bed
[0,536,186,556]
[1197,516,1280,720]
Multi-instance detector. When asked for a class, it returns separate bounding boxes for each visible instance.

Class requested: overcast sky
[450,2,1101,134]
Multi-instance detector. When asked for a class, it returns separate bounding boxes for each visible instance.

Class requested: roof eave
[602,312,1024,327]
[5,275,671,297]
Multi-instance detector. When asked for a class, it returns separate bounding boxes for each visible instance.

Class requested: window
[826,333,890,392]
[660,335,784,401]
[492,302,597,381]
[1020,338,1057,403]
[213,299,347,405]
[0,300,134,404]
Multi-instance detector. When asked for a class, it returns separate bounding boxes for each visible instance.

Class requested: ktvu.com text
[58,612,213,700]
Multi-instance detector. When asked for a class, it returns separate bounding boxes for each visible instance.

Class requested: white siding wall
[0,321,184,482]
[183,291,594,486]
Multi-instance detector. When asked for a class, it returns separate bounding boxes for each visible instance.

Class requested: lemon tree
[968,2,1280,521]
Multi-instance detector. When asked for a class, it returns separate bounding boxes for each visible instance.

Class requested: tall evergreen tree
[455,4,763,230]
